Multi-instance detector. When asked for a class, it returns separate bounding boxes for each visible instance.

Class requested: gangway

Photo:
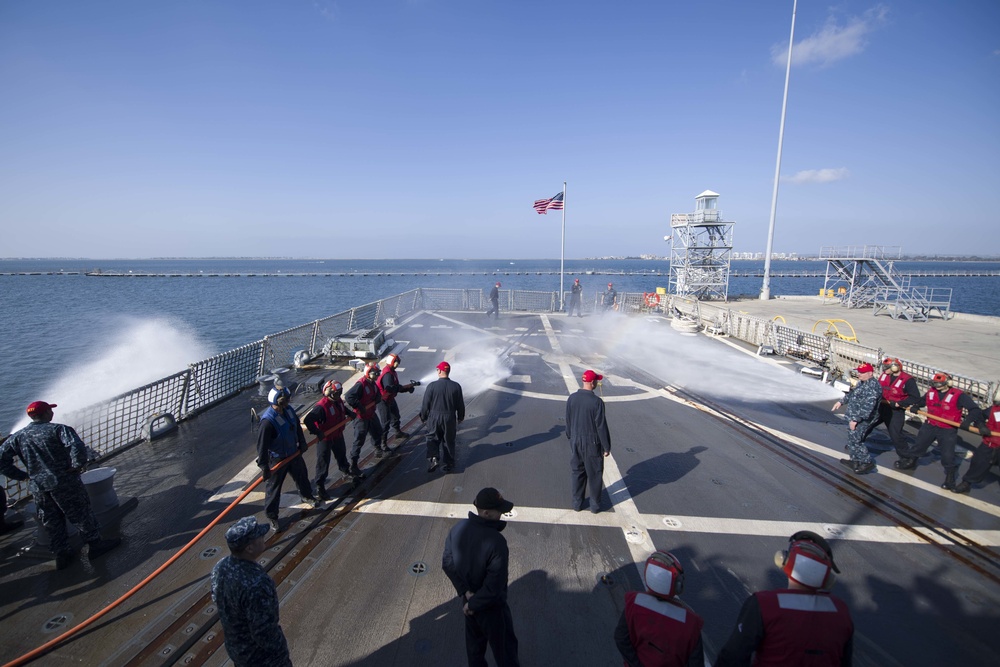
[820,246,952,321]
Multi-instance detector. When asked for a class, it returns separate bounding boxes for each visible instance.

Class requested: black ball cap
[474,487,514,513]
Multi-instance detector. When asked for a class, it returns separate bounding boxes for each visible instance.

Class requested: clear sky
[1,1,998,259]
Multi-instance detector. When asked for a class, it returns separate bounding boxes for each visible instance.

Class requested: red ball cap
[436,361,451,372]
[582,370,603,383]
[26,401,57,415]
[855,363,874,374]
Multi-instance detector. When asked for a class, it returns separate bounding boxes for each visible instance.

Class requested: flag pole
[559,181,567,311]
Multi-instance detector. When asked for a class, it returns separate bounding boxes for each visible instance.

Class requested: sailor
[376,354,419,447]
[442,487,520,667]
[0,401,120,569]
[211,516,292,667]
[257,387,321,533]
[303,380,356,499]
[831,363,881,474]
[567,277,583,317]
[345,362,386,465]
[614,550,705,667]
[895,372,983,490]
[486,281,501,319]
[952,387,998,494]
[602,283,618,313]
[715,531,854,666]
[419,361,465,473]
[565,369,612,512]
[862,357,920,457]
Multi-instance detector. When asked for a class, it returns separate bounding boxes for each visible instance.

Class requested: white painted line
[351,498,1000,546]
[506,375,532,383]
[408,346,438,352]
[604,453,655,579]
[540,313,579,395]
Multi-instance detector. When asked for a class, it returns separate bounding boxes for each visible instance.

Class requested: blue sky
[1,1,998,259]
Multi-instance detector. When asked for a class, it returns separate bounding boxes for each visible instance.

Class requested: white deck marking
[603,453,655,578]
[353,498,1000,545]
[506,375,532,383]
[540,313,578,394]
[407,346,438,352]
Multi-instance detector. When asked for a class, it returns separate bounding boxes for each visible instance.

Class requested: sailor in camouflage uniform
[831,364,882,474]
[212,516,292,667]
[0,401,120,568]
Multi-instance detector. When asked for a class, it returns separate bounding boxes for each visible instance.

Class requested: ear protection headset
[884,358,902,374]
[644,551,684,599]
[774,531,839,591]
[322,380,343,395]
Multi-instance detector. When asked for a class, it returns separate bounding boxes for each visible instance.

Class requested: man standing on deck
[212,516,292,667]
[895,372,984,490]
[442,487,520,667]
[567,278,583,317]
[420,361,465,473]
[0,401,120,569]
[565,369,612,513]
[376,353,419,448]
[345,362,385,468]
[0,434,26,534]
[303,380,356,499]
[953,387,999,494]
[715,531,853,666]
[862,357,920,456]
[602,283,618,313]
[831,363,880,475]
[486,282,501,319]
[257,387,321,533]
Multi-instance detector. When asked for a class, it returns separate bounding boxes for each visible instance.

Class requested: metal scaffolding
[668,190,735,301]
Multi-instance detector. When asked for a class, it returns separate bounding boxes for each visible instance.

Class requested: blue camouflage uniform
[0,422,102,555]
[211,555,292,667]
[841,377,882,465]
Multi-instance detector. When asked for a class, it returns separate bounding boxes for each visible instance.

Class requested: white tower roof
[695,190,720,199]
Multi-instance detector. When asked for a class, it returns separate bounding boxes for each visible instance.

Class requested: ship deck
[1,307,999,666]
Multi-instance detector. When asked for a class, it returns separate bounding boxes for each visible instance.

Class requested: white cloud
[784,168,850,184]
[772,5,888,68]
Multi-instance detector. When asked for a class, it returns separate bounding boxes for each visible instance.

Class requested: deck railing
[4,287,996,504]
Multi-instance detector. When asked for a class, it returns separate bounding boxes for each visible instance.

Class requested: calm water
[2,258,998,432]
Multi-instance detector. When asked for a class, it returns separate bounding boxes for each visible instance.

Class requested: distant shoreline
[2,256,1000,262]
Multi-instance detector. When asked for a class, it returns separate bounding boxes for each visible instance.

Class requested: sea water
[1,258,997,432]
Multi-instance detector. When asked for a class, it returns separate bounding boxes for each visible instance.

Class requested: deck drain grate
[42,613,73,633]
[409,561,428,576]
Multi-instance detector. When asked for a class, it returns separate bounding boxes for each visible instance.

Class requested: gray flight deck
[1,304,998,666]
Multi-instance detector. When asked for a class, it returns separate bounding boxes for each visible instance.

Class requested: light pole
[761,0,797,301]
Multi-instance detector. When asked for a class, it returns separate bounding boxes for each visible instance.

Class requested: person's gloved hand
[260,465,271,481]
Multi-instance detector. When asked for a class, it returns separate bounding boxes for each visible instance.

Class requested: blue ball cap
[225,516,270,550]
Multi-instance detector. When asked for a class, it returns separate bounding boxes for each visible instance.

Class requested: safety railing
[5,287,995,505]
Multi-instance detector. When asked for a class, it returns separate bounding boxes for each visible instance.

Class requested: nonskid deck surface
[1,310,998,666]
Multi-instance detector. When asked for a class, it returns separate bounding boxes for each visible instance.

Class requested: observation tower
[668,190,735,300]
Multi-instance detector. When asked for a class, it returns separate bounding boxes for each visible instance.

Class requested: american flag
[533,192,564,214]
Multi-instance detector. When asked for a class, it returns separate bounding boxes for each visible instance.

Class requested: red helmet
[383,353,399,368]
[322,380,342,395]
[643,551,684,599]
[931,372,950,389]
[364,362,380,378]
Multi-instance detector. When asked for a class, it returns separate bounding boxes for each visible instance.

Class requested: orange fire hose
[2,422,337,667]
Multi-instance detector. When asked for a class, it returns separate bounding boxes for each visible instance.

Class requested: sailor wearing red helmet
[861,357,920,457]
[716,531,854,667]
[303,380,357,497]
[376,353,420,448]
[615,550,705,667]
[896,372,985,490]
[953,387,1000,494]
[344,362,385,471]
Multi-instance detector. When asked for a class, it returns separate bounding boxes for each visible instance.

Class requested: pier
[2,269,998,278]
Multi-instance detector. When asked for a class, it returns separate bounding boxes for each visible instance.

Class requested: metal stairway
[820,246,952,322]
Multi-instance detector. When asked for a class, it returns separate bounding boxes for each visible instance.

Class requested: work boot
[941,471,957,491]
[853,461,876,475]
[838,459,855,469]
[317,487,332,501]
[349,462,365,479]
[307,496,324,509]
[87,537,122,561]
[894,457,918,470]
[952,480,971,494]
[375,447,385,459]
[268,516,282,533]
[55,550,76,570]
[395,430,410,439]
[427,457,439,473]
